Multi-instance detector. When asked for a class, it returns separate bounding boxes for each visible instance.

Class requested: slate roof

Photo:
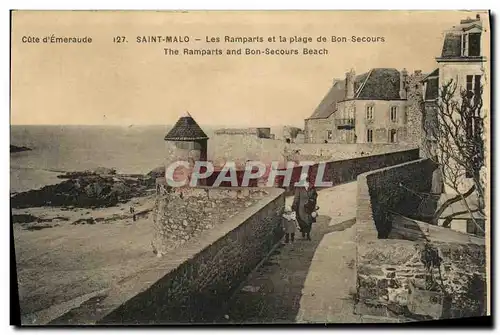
[422,68,439,101]
[441,32,462,58]
[421,68,439,82]
[307,79,346,120]
[307,68,403,120]
[356,68,402,100]
[164,114,209,141]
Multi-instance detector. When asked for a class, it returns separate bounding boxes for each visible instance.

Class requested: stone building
[421,14,487,160]
[304,68,424,145]
[421,14,488,235]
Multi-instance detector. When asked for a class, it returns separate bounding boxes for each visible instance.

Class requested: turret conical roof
[164,113,209,141]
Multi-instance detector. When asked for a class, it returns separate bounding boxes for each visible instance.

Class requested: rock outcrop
[11,173,155,209]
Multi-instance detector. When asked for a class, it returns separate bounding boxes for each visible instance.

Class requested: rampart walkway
[216,181,386,323]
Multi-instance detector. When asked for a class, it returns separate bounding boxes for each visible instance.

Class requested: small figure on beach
[282,206,297,243]
[292,173,318,241]
[130,206,136,222]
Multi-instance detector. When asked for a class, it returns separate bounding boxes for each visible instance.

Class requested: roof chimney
[460,15,481,24]
[345,69,355,100]
[399,68,408,99]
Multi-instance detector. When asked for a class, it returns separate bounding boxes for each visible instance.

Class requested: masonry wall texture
[209,134,285,166]
[356,239,487,320]
[405,72,426,150]
[304,115,335,144]
[354,158,487,320]
[289,143,418,161]
[203,132,420,169]
[97,187,285,324]
[280,148,420,194]
[151,186,266,256]
[356,158,435,240]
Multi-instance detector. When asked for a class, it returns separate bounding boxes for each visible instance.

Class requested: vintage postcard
[10,10,491,325]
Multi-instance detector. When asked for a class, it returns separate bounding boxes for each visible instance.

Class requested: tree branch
[432,184,476,224]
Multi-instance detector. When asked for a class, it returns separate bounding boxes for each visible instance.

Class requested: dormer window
[461,32,481,57]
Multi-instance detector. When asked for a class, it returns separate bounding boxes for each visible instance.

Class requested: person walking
[292,173,318,241]
[282,206,297,243]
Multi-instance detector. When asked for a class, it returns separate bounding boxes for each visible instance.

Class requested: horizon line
[10,123,304,128]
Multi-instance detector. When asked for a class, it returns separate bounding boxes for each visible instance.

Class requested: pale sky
[11,10,488,127]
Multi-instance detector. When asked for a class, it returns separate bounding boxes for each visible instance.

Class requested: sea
[10,125,177,193]
[10,125,287,193]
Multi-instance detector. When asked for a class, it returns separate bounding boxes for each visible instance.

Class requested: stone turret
[164,112,209,187]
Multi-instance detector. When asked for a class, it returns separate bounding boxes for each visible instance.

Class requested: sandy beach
[12,194,159,323]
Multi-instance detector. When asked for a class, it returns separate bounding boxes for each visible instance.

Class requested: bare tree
[422,79,485,231]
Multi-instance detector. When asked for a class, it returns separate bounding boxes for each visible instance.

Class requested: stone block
[407,281,444,319]
[358,264,384,276]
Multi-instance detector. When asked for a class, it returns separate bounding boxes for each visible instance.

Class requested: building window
[466,75,482,99]
[465,75,482,151]
[366,129,373,143]
[389,129,397,143]
[469,33,481,56]
[366,106,374,120]
[390,106,398,122]
[462,32,481,57]
[461,34,468,56]
[327,130,333,140]
[403,107,408,124]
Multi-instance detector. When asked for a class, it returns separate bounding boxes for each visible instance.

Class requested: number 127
[113,36,127,43]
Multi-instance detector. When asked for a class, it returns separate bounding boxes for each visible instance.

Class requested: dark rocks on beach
[57,167,117,179]
[10,173,155,209]
[12,213,69,224]
[147,166,164,179]
[12,214,39,224]
[72,217,97,225]
[10,145,31,153]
